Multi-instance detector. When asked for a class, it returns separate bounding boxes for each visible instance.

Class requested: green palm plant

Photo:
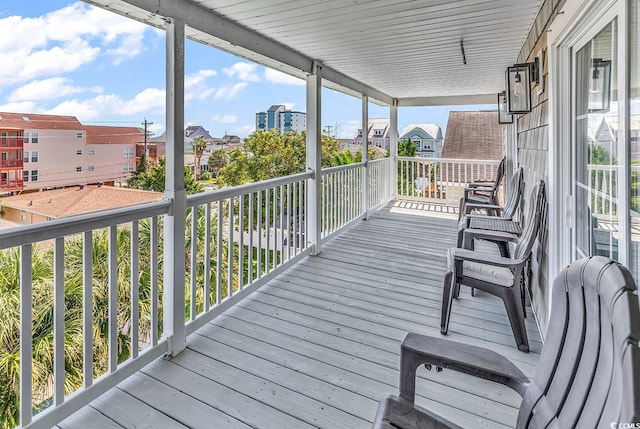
[192,136,209,181]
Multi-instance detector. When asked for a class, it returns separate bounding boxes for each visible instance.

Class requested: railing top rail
[0,199,171,250]
[187,170,313,207]
[368,158,391,165]
[397,157,503,164]
[320,162,365,175]
[397,156,501,164]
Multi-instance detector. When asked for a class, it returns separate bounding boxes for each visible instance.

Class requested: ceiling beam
[86,0,394,105]
[398,94,497,107]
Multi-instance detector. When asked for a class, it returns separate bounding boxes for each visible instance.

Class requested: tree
[127,157,203,194]
[191,136,208,181]
[216,129,342,186]
[207,149,229,175]
[398,138,417,157]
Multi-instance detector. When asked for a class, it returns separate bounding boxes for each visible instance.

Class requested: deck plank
[62,202,542,429]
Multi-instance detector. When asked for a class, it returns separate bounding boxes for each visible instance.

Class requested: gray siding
[514,0,566,337]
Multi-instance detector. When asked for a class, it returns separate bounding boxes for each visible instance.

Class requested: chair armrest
[464,203,506,215]
[398,333,530,402]
[467,181,494,189]
[374,395,463,429]
[462,228,519,250]
[449,247,525,270]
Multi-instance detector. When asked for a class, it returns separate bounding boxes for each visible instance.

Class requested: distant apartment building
[354,118,390,151]
[399,124,444,158]
[256,105,306,133]
[0,112,144,194]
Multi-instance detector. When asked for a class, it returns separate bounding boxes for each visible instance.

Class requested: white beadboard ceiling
[86,0,544,105]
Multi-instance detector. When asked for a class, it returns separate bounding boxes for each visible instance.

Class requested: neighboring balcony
[1,159,24,168]
[0,178,24,191]
[0,157,533,429]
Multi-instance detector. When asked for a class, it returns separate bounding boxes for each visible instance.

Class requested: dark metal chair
[443,181,546,352]
[458,156,506,220]
[457,167,525,251]
[373,256,640,428]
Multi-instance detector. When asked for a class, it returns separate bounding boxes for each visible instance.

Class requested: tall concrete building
[256,104,306,133]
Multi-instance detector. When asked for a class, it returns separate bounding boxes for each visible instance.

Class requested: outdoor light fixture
[498,92,513,124]
[505,63,535,114]
[588,58,611,112]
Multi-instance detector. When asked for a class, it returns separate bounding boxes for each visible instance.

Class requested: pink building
[0,113,143,193]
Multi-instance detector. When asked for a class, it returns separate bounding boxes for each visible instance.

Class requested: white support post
[306,61,322,255]
[163,17,187,356]
[362,95,369,219]
[389,100,399,199]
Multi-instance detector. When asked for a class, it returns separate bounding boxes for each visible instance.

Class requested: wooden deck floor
[59,201,542,429]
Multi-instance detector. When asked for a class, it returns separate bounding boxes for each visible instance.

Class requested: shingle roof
[399,123,442,139]
[441,111,503,160]
[0,186,163,219]
[85,125,144,144]
[0,112,83,130]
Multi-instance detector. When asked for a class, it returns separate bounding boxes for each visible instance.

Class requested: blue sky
[0,1,494,139]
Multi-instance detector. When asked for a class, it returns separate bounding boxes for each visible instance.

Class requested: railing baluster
[265,189,270,274]
[216,202,223,304]
[228,197,234,298]
[108,225,117,373]
[272,186,278,269]
[190,208,197,319]
[238,194,244,288]
[286,183,291,261]
[20,244,33,427]
[130,220,139,359]
[257,190,263,278]
[150,217,158,346]
[279,184,284,266]
[248,192,254,284]
[204,204,211,311]
[54,237,65,406]
[83,231,93,386]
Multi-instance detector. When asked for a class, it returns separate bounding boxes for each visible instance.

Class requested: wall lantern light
[588,58,611,112]
[498,92,513,124]
[505,63,537,114]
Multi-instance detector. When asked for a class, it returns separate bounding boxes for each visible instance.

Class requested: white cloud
[8,78,102,102]
[185,69,217,101]
[0,2,150,86]
[222,62,260,82]
[234,124,255,136]
[0,101,38,113]
[264,68,305,86]
[280,102,295,110]
[214,82,248,100]
[338,119,361,139]
[45,87,165,121]
[211,114,238,124]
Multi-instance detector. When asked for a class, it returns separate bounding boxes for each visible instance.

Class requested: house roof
[360,118,390,139]
[399,124,442,140]
[0,186,163,219]
[441,111,503,160]
[85,125,144,145]
[0,112,83,130]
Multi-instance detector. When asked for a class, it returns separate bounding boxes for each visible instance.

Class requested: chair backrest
[490,156,506,193]
[513,180,546,261]
[502,167,524,219]
[516,256,640,428]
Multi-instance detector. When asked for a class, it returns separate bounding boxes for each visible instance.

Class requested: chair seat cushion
[463,261,514,287]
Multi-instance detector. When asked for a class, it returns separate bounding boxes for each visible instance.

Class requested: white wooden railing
[397,157,502,204]
[320,162,364,240]
[587,164,618,216]
[0,156,484,428]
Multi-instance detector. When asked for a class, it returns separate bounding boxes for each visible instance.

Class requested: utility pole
[142,118,154,171]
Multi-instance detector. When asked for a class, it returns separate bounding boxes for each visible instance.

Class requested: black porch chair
[373,256,640,428]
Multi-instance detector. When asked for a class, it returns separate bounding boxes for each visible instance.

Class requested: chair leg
[440,271,454,335]
[501,287,529,352]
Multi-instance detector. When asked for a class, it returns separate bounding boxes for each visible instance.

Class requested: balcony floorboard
[59,201,542,429]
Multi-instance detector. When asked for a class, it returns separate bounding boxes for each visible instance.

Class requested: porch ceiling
[86,0,544,106]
